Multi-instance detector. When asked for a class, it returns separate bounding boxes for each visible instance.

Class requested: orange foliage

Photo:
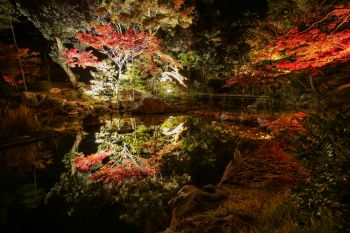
[173,0,185,10]
[91,164,156,184]
[74,151,112,171]
[259,112,306,136]
[264,4,350,72]
[74,150,157,185]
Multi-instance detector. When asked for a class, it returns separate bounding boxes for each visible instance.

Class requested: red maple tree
[263,4,350,72]
[62,24,160,79]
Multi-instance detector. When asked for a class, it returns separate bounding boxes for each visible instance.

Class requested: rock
[49,88,62,94]
[132,98,170,114]
[168,184,226,226]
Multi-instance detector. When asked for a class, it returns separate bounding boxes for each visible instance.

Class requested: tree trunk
[115,65,123,101]
[308,76,320,95]
[55,37,78,88]
[44,44,51,81]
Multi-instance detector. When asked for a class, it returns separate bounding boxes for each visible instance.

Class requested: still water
[0,111,267,233]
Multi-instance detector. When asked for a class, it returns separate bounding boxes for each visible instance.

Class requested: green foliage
[122,125,154,156]
[16,0,91,41]
[123,63,151,96]
[178,50,202,70]
[0,0,19,31]
[97,0,195,34]
[290,104,350,231]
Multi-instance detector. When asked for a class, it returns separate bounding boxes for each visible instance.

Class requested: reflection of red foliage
[256,140,295,161]
[75,150,156,185]
[74,151,112,171]
[259,112,306,136]
[91,164,156,184]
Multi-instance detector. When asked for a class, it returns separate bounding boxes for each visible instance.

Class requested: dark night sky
[195,0,268,32]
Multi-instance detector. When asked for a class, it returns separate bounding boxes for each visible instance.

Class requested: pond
[0,108,282,233]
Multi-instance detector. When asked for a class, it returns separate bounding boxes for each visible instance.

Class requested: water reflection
[43,114,239,232]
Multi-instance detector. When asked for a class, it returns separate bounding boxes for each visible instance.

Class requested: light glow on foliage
[162,122,187,142]
[263,4,350,72]
[74,145,156,185]
[160,66,187,87]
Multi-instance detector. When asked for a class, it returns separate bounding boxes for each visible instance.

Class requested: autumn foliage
[91,164,156,185]
[74,151,112,171]
[259,112,306,136]
[74,150,156,185]
[62,24,160,72]
[263,4,350,73]
[1,45,41,87]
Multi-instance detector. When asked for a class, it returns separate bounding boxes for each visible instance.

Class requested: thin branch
[10,16,27,91]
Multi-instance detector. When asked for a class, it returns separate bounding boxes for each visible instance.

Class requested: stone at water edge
[67,109,80,115]
[49,88,62,94]
[132,97,170,114]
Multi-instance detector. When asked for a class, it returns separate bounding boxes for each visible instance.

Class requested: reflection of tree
[74,117,157,185]
[46,116,191,228]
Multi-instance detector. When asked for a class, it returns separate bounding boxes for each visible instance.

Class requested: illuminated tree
[263,5,350,71]
[261,3,350,93]
[61,24,161,100]
[229,1,350,94]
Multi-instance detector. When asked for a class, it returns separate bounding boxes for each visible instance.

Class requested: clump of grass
[0,105,41,137]
[205,187,289,224]
[257,200,335,233]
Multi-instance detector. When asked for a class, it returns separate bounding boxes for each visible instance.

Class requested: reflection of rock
[136,114,169,126]
[132,98,170,114]
[168,184,226,226]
